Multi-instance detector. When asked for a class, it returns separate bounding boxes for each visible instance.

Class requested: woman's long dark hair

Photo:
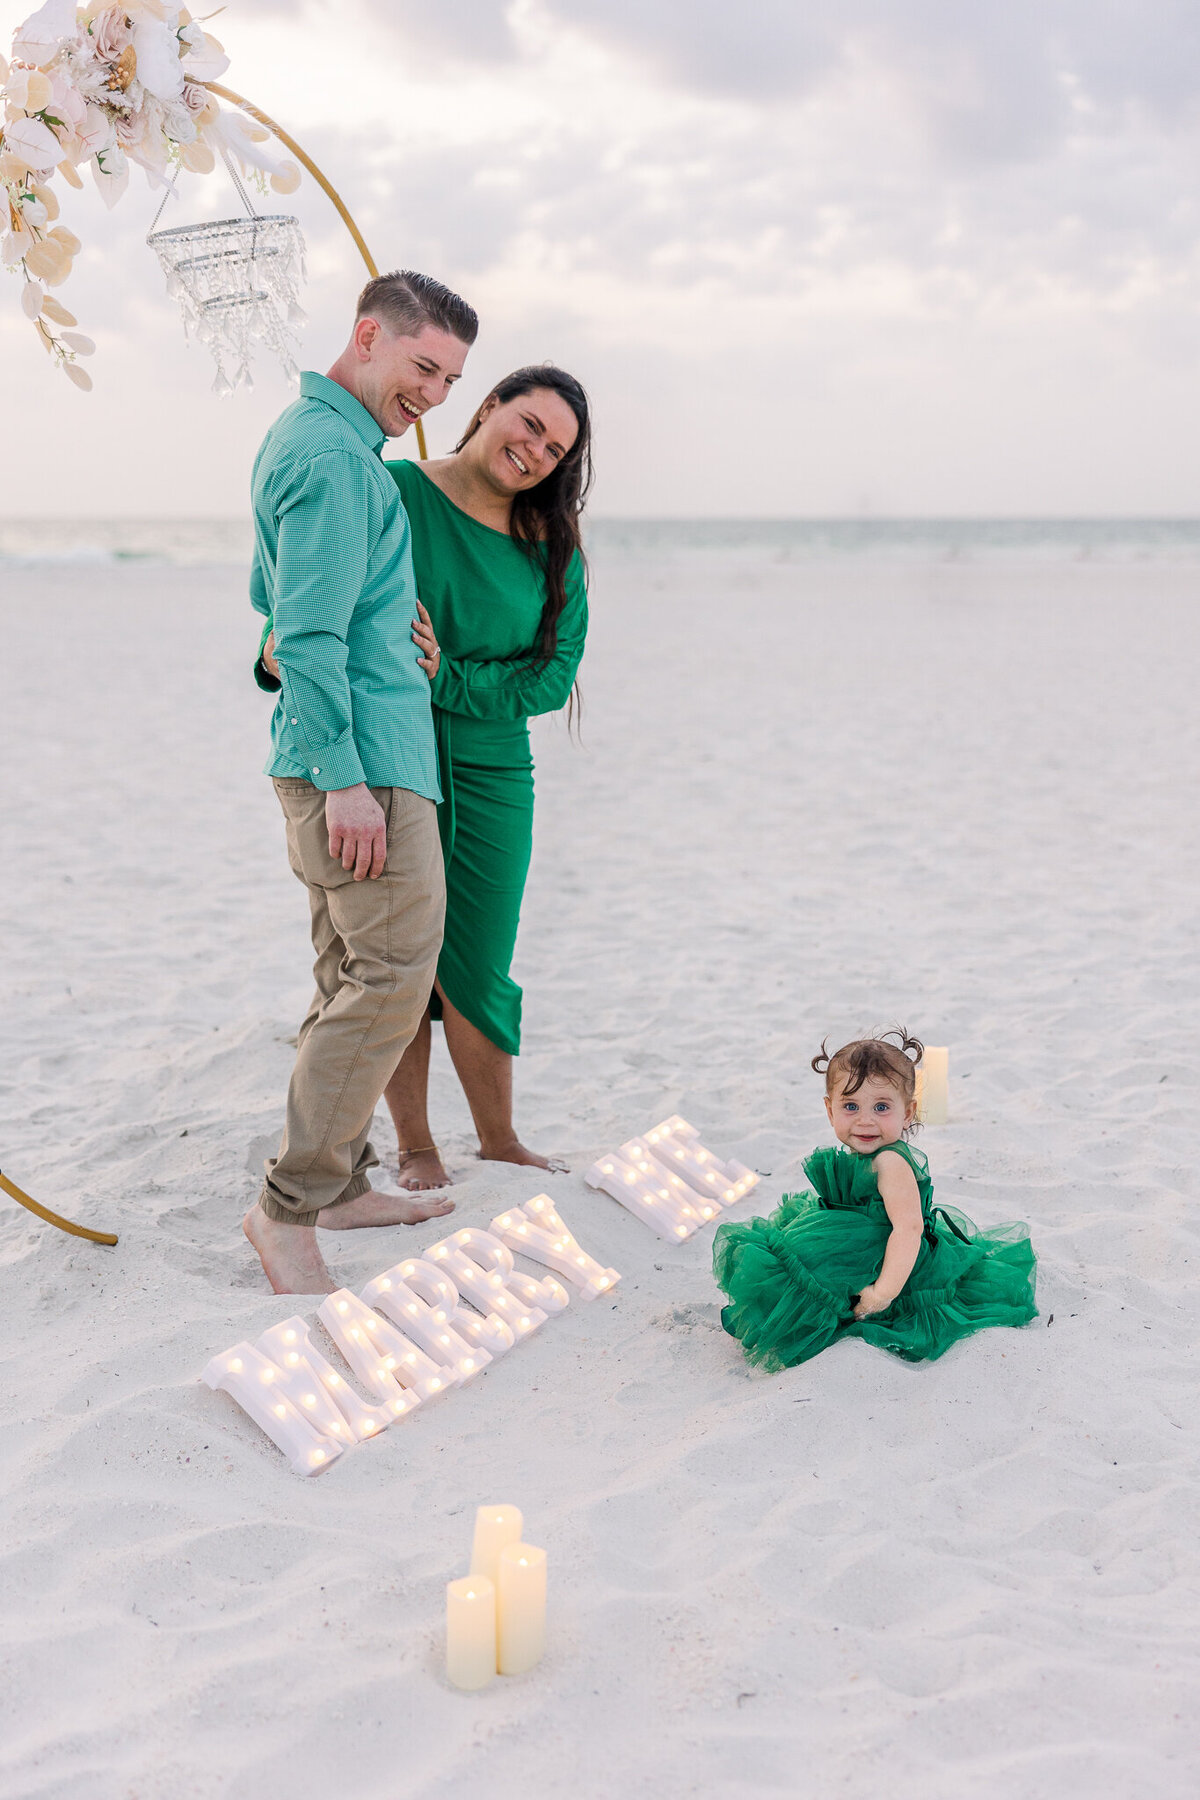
[456,365,593,682]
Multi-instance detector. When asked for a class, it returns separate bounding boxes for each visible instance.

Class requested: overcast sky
[4,0,1200,516]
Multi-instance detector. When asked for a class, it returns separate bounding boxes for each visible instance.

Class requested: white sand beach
[1,531,1198,1799]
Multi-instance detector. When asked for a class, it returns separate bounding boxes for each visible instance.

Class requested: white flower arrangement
[1,0,301,388]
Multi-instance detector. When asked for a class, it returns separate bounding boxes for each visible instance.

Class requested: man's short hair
[355,270,479,346]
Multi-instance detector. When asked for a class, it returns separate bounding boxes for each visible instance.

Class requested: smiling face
[825,1072,915,1153]
[465,387,580,495]
[351,317,470,438]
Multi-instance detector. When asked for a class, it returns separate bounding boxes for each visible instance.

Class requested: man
[244,270,478,1295]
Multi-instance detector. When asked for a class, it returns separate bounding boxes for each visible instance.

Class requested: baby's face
[825,1074,914,1152]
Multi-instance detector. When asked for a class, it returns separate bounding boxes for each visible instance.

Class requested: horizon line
[5,512,1200,526]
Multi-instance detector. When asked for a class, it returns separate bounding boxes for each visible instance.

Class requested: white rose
[180,80,214,122]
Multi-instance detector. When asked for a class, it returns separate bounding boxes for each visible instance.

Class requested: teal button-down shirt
[249,371,440,801]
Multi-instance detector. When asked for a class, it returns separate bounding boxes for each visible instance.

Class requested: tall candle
[445,1575,496,1691]
[470,1503,523,1586]
[917,1048,949,1125]
[497,1542,547,1675]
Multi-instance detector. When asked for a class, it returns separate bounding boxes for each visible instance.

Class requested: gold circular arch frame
[2,87,429,1251]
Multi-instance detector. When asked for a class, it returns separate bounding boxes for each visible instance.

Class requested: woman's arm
[260,599,440,686]
[853,1150,924,1318]
[430,559,588,721]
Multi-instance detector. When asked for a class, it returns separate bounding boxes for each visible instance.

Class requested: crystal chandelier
[148,198,307,396]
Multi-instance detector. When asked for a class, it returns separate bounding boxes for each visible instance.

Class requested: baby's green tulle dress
[713,1141,1037,1369]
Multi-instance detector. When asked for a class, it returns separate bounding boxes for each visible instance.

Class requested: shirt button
[312,765,321,775]
[291,717,298,724]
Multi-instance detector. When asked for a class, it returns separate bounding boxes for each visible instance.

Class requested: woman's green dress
[386,460,587,1057]
[713,1141,1037,1370]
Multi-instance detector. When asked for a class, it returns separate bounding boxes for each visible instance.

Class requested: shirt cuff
[301,736,367,791]
[254,655,282,693]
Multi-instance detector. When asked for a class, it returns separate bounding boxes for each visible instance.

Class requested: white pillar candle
[643,1117,759,1209]
[256,1315,396,1444]
[317,1290,447,1409]
[917,1048,949,1125]
[426,1229,549,1344]
[445,1575,496,1691]
[497,1542,547,1676]
[361,1262,489,1382]
[201,1342,344,1475]
[470,1502,524,1585]
[586,1149,702,1239]
[490,1197,622,1300]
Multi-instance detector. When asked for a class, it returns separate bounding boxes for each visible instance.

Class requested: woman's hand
[262,630,280,680]
[852,1284,891,1319]
[413,599,441,679]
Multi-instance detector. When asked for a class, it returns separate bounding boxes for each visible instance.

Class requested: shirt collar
[300,371,386,453]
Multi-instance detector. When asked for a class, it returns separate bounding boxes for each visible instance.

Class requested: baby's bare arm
[854,1151,924,1317]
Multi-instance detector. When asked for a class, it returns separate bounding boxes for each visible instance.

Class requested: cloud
[537,0,1200,133]
[4,0,1200,517]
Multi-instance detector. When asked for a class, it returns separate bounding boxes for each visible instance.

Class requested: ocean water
[3,515,1200,567]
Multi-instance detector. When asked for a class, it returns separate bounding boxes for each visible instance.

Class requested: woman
[266,365,591,1192]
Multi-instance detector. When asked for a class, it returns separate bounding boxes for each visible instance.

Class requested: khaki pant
[260,778,445,1226]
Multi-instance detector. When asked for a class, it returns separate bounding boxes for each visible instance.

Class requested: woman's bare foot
[397,1147,452,1192]
[243,1206,336,1295]
[315,1186,455,1230]
[478,1139,569,1174]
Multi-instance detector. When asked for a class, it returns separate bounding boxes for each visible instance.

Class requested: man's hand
[262,630,280,680]
[326,783,387,880]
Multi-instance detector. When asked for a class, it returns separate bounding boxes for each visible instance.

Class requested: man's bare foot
[478,1139,569,1174]
[397,1147,452,1192]
[315,1186,455,1229]
[243,1205,336,1295]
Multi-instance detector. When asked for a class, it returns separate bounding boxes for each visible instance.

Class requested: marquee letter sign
[202,1201,621,1473]
[201,1340,348,1476]
[489,1195,621,1300]
[585,1116,758,1241]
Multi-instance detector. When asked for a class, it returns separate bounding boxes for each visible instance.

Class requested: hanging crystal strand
[147,159,307,395]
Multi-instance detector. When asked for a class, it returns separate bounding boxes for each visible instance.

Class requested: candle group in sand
[446,1503,547,1689]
